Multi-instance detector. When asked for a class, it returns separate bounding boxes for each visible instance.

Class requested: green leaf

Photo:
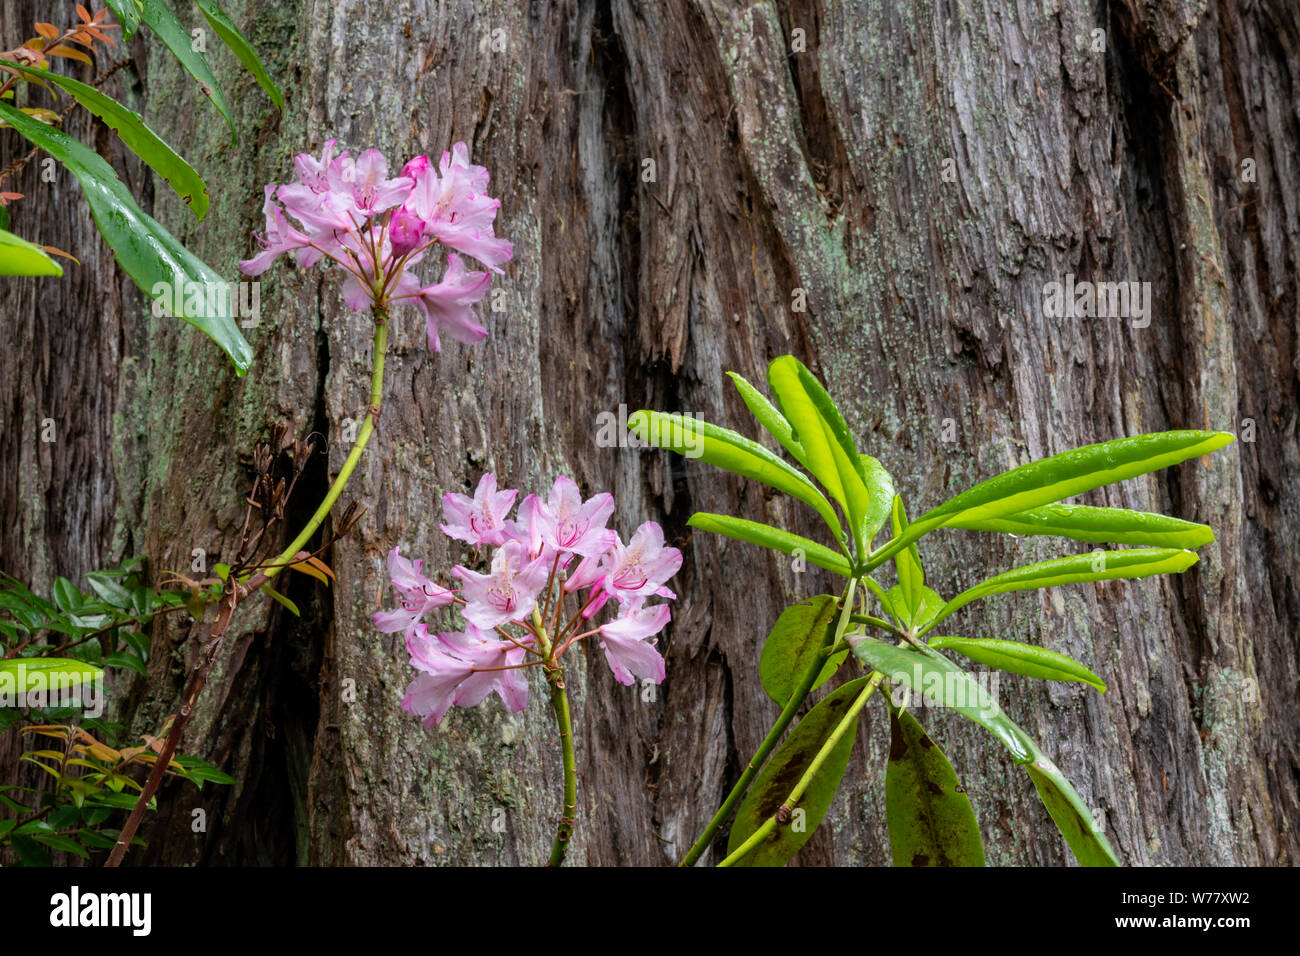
[727,371,806,464]
[33,831,89,858]
[767,356,872,549]
[628,410,844,542]
[0,104,252,374]
[758,596,843,706]
[105,0,143,40]
[686,513,852,577]
[194,0,285,111]
[102,652,148,677]
[870,431,1235,567]
[929,636,1107,692]
[10,834,51,866]
[3,62,209,219]
[138,0,234,139]
[726,677,869,866]
[851,637,1118,866]
[946,503,1215,549]
[0,658,103,693]
[891,496,924,617]
[859,455,894,544]
[920,547,1198,636]
[83,573,134,609]
[260,583,300,617]
[0,226,63,276]
[880,584,945,632]
[171,755,236,785]
[886,708,985,866]
[75,828,118,849]
[52,577,82,613]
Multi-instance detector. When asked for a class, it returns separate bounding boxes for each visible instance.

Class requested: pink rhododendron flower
[440,472,517,548]
[239,140,512,351]
[374,473,682,728]
[372,546,455,637]
[596,522,683,606]
[452,540,551,630]
[402,623,531,727]
[536,475,616,558]
[598,602,671,685]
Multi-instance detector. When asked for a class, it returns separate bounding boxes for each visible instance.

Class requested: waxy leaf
[0,104,253,374]
[728,371,804,462]
[726,677,869,866]
[0,226,62,276]
[886,708,984,866]
[919,547,1197,636]
[891,496,924,617]
[628,410,844,541]
[880,584,944,632]
[686,513,852,577]
[946,503,1215,549]
[759,595,844,706]
[868,430,1234,569]
[194,0,285,112]
[768,357,873,551]
[0,657,103,692]
[105,0,143,40]
[4,62,209,219]
[138,0,234,139]
[928,636,1107,692]
[859,455,895,544]
[851,637,1118,866]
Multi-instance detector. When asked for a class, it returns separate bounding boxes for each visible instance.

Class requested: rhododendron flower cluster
[239,141,512,350]
[375,473,682,727]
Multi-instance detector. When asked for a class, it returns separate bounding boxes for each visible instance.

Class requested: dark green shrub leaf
[758,596,842,705]
[726,677,869,866]
[886,708,984,866]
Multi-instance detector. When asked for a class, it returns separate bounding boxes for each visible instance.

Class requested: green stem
[546,665,577,867]
[716,672,881,868]
[678,578,858,867]
[265,308,389,579]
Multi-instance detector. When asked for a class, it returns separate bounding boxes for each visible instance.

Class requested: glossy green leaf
[726,677,868,866]
[105,0,143,40]
[629,410,844,541]
[0,104,253,374]
[139,0,234,139]
[83,573,133,609]
[727,371,804,463]
[52,577,82,612]
[0,657,103,692]
[102,652,148,677]
[5,62,208,218]
[768,356,872,549]
[0,226,63,276]
[851,637,1118,866]
[886,708,984,866]
[920,547,1198,636]
[869,431,1234,568]
[859,455,894,544]
[758,596,844,706]
[929,636,1106,692]
[686,513,852,577]
[33,831,89,858]
[194,0,285,111]
[946,503,1215,549]
[880,584,945,632]
[891,496,924,616]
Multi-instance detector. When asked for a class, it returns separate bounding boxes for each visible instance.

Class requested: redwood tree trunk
[1,0,1295,866]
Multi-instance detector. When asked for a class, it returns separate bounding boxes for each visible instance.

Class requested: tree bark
[1,0,1295,866]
